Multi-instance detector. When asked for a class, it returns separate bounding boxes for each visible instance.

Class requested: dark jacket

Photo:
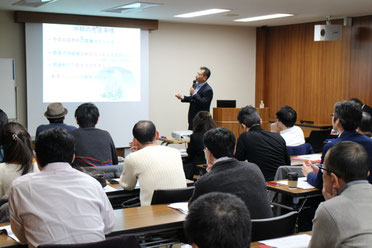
[71,127,118,167]
[235,125,290,181]
[189,158,273,219]
[182,83,213,130]
[307,130,372,189]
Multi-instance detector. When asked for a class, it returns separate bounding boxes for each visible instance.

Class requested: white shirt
[280,125,305,146]
[8,162,115,248]
[0,162,39,198]
[120,145,187,206]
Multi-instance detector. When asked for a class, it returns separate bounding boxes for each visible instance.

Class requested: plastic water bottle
[259,100,265,108]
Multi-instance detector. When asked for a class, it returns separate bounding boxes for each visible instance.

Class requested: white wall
[0,12,257,146]
[0,11,26,125]
[149,22,256,138]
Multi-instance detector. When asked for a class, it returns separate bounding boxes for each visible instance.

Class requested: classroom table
[0,204,187,248]
[105,179,194,209]
[267,179,322,212]
[158,138,189,146]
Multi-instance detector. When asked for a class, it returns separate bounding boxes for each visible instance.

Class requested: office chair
[287,143,314,156]
[305,130,332,153]
[38,234,140,248]
[151,186,195,205]
[251,211,298,242]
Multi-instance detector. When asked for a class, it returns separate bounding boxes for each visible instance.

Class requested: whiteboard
[0,58,16,119]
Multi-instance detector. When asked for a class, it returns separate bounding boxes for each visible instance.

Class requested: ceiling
[1,0,372,27]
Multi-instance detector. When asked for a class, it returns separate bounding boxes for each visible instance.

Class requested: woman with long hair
[183,111,216,179]
[0,122,39,197]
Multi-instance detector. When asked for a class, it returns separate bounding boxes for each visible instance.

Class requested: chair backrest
[305,129,331,153]
[38,234,140,248]
[151,186,195,205]
[287,143,314,156]
[251,211,298,242]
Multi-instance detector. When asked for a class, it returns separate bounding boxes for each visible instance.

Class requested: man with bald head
[119,120,187,206]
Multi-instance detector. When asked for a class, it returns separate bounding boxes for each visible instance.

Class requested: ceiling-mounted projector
[314,25,342,41]
[314,16,342,41]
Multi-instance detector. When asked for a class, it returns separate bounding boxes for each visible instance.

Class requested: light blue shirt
[192,81,207,96]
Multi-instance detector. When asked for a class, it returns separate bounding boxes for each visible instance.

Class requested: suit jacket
[235,125,290,181]
[189,158,273,219]
[309,182,372,248]
[307,130,372,189]
[182,82,213,130]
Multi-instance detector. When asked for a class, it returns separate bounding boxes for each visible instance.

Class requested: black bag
[74,167,107,188]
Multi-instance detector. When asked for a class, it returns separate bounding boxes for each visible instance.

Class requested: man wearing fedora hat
[36,103,76,138]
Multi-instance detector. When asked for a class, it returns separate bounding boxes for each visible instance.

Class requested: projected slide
[43,24,141,102]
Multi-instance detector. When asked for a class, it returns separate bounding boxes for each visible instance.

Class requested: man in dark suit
[302,100,372,189]
[188,127,273,219]
[176,67,213,130]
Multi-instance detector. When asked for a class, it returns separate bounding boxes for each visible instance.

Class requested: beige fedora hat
[44,102,68,119]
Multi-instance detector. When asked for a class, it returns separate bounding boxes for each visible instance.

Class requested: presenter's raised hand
[175,93,183,100]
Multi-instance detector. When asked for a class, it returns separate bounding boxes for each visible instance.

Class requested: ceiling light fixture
[12,0,57,8]
[175,9,230,18]
[103,2,161,14]
[234,13,293,22]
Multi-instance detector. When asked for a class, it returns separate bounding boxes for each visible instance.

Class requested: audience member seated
[0,122,39,198]
[0,109,8,163]
[235,105,290,181]
[309,141,372,247]
[189,127,272,219]
[119,120,187,206]
[184,192,251,248]
[71,103,118,167]
[357,111,372,137]
[183,111,216,179]
[302,100,372,189]
[271,105,305,146]
[8,127,115,248]
[36,102,76,138]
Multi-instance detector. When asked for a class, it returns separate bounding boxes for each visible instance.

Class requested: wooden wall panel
[256,15,372,124]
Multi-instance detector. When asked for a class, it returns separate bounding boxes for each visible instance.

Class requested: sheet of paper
[260,234,311,248]
[297,177,315,189]
[277,177,315,189]
[2,225,20,243]
[111,178,120,183]
[103,185,119,193]
[168,202,189,215]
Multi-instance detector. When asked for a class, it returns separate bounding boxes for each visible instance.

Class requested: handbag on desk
[74,167,107,188]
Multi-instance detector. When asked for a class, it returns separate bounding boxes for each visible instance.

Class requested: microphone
[192,80,197,89]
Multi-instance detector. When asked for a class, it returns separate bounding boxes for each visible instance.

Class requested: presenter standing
[175,67,213,130]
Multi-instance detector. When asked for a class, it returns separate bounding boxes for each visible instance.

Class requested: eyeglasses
[317,164,339,178]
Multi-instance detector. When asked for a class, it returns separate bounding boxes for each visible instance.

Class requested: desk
[267,180,321,212]
[0,204,186,248]
[295,122,332,138]
[158,138,189,146]
[250,231,312,247]
[0,223,18,247]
